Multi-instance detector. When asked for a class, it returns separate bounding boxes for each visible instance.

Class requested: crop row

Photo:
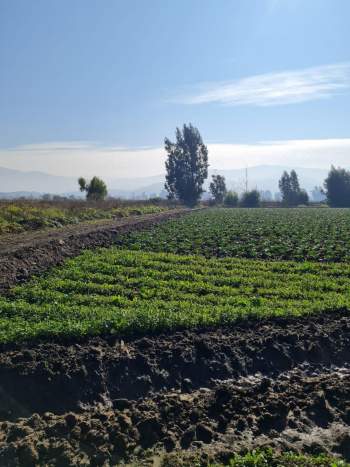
[1,248,350,343]
[115,208,350,261]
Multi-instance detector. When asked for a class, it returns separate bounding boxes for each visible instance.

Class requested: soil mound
[0,311,350,465]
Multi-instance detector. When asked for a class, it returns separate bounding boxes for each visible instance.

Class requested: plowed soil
[0,311,350,466]
[0,209,190,294]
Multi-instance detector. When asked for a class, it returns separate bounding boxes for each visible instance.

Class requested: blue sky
[0,0,349,177]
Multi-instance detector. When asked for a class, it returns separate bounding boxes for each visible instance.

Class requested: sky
[0,0,349,178]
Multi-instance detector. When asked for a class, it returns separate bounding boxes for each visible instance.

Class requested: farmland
[1,207,350,466]
[116,207,350,261]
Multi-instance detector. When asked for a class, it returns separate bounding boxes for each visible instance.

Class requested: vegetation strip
[0,201,167,236]
[215,451,348,467]
[165,449,349,467]
[1,247,350,343]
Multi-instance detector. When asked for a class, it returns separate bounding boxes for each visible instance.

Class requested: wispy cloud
[11,141,99,152]
[173,63,350,107]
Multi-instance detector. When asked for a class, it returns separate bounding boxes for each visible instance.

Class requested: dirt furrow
[0,311,349,420]
[0,312,349,465]
[1,362,350,465]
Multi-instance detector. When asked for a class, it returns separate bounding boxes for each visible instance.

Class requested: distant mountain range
[0,165,335,199]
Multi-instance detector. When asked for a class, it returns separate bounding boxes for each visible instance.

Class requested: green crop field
[116,208,350,261]
[1,244,350,343]
[1,207,350,344]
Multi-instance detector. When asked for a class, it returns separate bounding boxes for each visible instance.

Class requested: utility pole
[245,167,248,193]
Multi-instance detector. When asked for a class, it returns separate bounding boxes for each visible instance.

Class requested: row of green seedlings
[1,249,350,343]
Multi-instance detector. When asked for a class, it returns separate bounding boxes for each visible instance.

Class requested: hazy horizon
[0,163,335,199]
[0,138,350,180]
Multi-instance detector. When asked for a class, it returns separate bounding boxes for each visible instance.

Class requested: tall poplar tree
[164,124,209,206]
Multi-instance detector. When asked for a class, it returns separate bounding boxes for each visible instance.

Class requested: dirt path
[0,208,191,293]
[0,311,350,465]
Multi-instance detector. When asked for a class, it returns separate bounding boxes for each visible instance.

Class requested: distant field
[116,208,350,261]
[0,200,168,235]
[1,247,350,343]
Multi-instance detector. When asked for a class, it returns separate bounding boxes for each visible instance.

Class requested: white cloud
[0,138,349,179]
[173,63,350,107]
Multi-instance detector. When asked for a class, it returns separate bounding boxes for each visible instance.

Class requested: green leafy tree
[290,169,300,202]
[278,171,292,205]
[209,175,227,204]
[240,189,260,207]
[78,176,107,201]
[323,166,350,207]
[298,189,309,205]
[164,123,209,206]
[279,170,309,206]
[224,190,238,207]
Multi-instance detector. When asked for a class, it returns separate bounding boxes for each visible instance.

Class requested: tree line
[163,123,350,208]
[77,123,350,208]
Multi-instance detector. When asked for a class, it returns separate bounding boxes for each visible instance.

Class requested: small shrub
[224,191,238,207]
[240,190,260,208]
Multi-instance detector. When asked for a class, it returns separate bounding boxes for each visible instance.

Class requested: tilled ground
[0,311,350,466]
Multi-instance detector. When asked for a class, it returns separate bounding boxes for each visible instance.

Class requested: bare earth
[0,312,350,465]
